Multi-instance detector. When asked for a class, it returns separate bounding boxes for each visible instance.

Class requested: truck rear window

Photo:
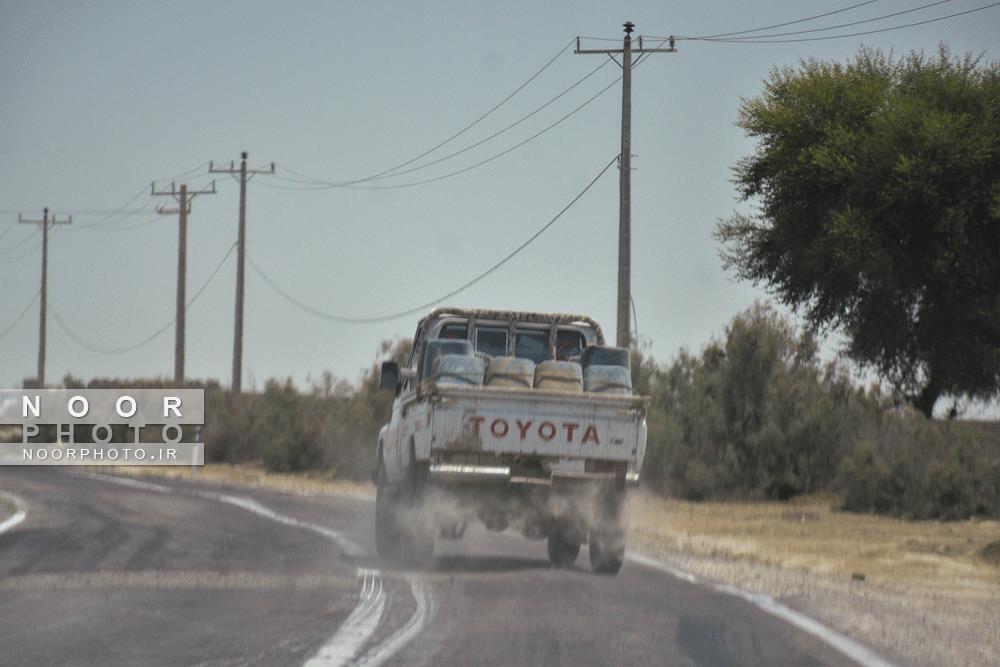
[555,330,585,360]
[440,324,468,339]
[476,328,508,357]
[435,322,586,361]
[515,330,549,363]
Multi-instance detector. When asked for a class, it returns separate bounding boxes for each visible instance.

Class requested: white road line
[303,569,386,667]
[354,573,433,667]
[0,490,28,535]
[71,471,428,665]
[197,491,365,557]
[69,471,173,494]
[627,551,896,667]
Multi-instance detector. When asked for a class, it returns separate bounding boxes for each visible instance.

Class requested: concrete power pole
[18,207,72,386]
[576,23,676,348]
[209,152,275,393]
[152,181,217,384]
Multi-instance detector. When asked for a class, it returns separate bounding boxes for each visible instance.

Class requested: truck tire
[590,488,626,575]
[397,458,435,568]
[546,530,581,568]
[374,464,401,560]
[589,528,625,575]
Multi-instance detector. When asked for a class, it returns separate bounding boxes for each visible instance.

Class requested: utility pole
[209,152,275,393]
[576,23,676,348]
[152,181,217,384]
[18,208,71,386]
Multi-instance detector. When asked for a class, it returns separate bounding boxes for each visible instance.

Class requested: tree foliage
[717,47,1000,416]
[642,303,871,501]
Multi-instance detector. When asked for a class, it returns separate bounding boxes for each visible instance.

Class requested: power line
[259,75,622,192]
[0,216,17,242]
[683,0,956,41]
[0,239,41,264]
[0,208,157,216]
[48,242,236,356]
[265,37,668,193]
[71,162,210,230]
[672,2,1000,44]
[0,289,40,340]
[687,0,885,39]
[110,214,165,232]
[272,58,612,189]
[0,227,40,259]
[72,187,156,230]
[249,154,619,324]
[273,38,577,188]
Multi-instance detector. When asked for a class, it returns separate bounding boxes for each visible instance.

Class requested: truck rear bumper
[428,463,639,487]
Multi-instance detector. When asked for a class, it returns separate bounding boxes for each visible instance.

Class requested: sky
[1,1,998,410]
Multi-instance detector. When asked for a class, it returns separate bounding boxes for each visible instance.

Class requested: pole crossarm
[151,181,217,199]
[18,212,72,226]
[208,159,275,176]
[575,35,677,56]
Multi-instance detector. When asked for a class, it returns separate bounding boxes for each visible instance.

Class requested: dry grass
[627,491,1000,667]
[627,491,1000,595]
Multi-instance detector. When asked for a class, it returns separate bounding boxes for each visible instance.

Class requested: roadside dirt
[627,491,1000,667]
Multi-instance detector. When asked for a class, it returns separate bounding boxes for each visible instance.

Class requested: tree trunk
[914,379,940,419]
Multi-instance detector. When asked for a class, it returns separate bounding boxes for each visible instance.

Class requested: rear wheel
[397,456,435,568]
[590,487,626,575]
[546,530,581,568]
[374,464,401,560]
[589,528,625,575]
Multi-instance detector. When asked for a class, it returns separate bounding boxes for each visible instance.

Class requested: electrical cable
[678,0,956,41]
[275,38,577,187]
[73,162,210,230]
[0,227,40,260]
[670,2,1000,44]
[270,58,613,188]
[258,75,621,192]
[73,188,155,230]
[0,289,40,340]
[685,0,885,39]
[260,38,674,193]
[0,241,40,265]
[0,216,17,242]
[249,153,619,323]
[630,294,639,347]
[48,242,236,355]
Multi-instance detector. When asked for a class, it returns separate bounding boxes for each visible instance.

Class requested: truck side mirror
[379,361,399,392]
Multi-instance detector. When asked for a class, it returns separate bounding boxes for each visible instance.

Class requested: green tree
[717,48,1000,417]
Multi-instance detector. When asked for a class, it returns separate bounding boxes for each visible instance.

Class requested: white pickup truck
[374,308,647,574]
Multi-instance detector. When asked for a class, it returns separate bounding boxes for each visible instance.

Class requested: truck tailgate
[426,385,645,461]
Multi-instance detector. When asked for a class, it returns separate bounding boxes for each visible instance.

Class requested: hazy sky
[2,1,998,396]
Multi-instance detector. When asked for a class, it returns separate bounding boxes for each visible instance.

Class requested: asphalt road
[0,468,867,666]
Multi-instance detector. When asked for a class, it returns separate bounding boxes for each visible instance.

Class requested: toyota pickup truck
[374,308,647,574]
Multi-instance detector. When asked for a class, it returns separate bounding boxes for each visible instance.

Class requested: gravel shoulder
[627,491,1000,667]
